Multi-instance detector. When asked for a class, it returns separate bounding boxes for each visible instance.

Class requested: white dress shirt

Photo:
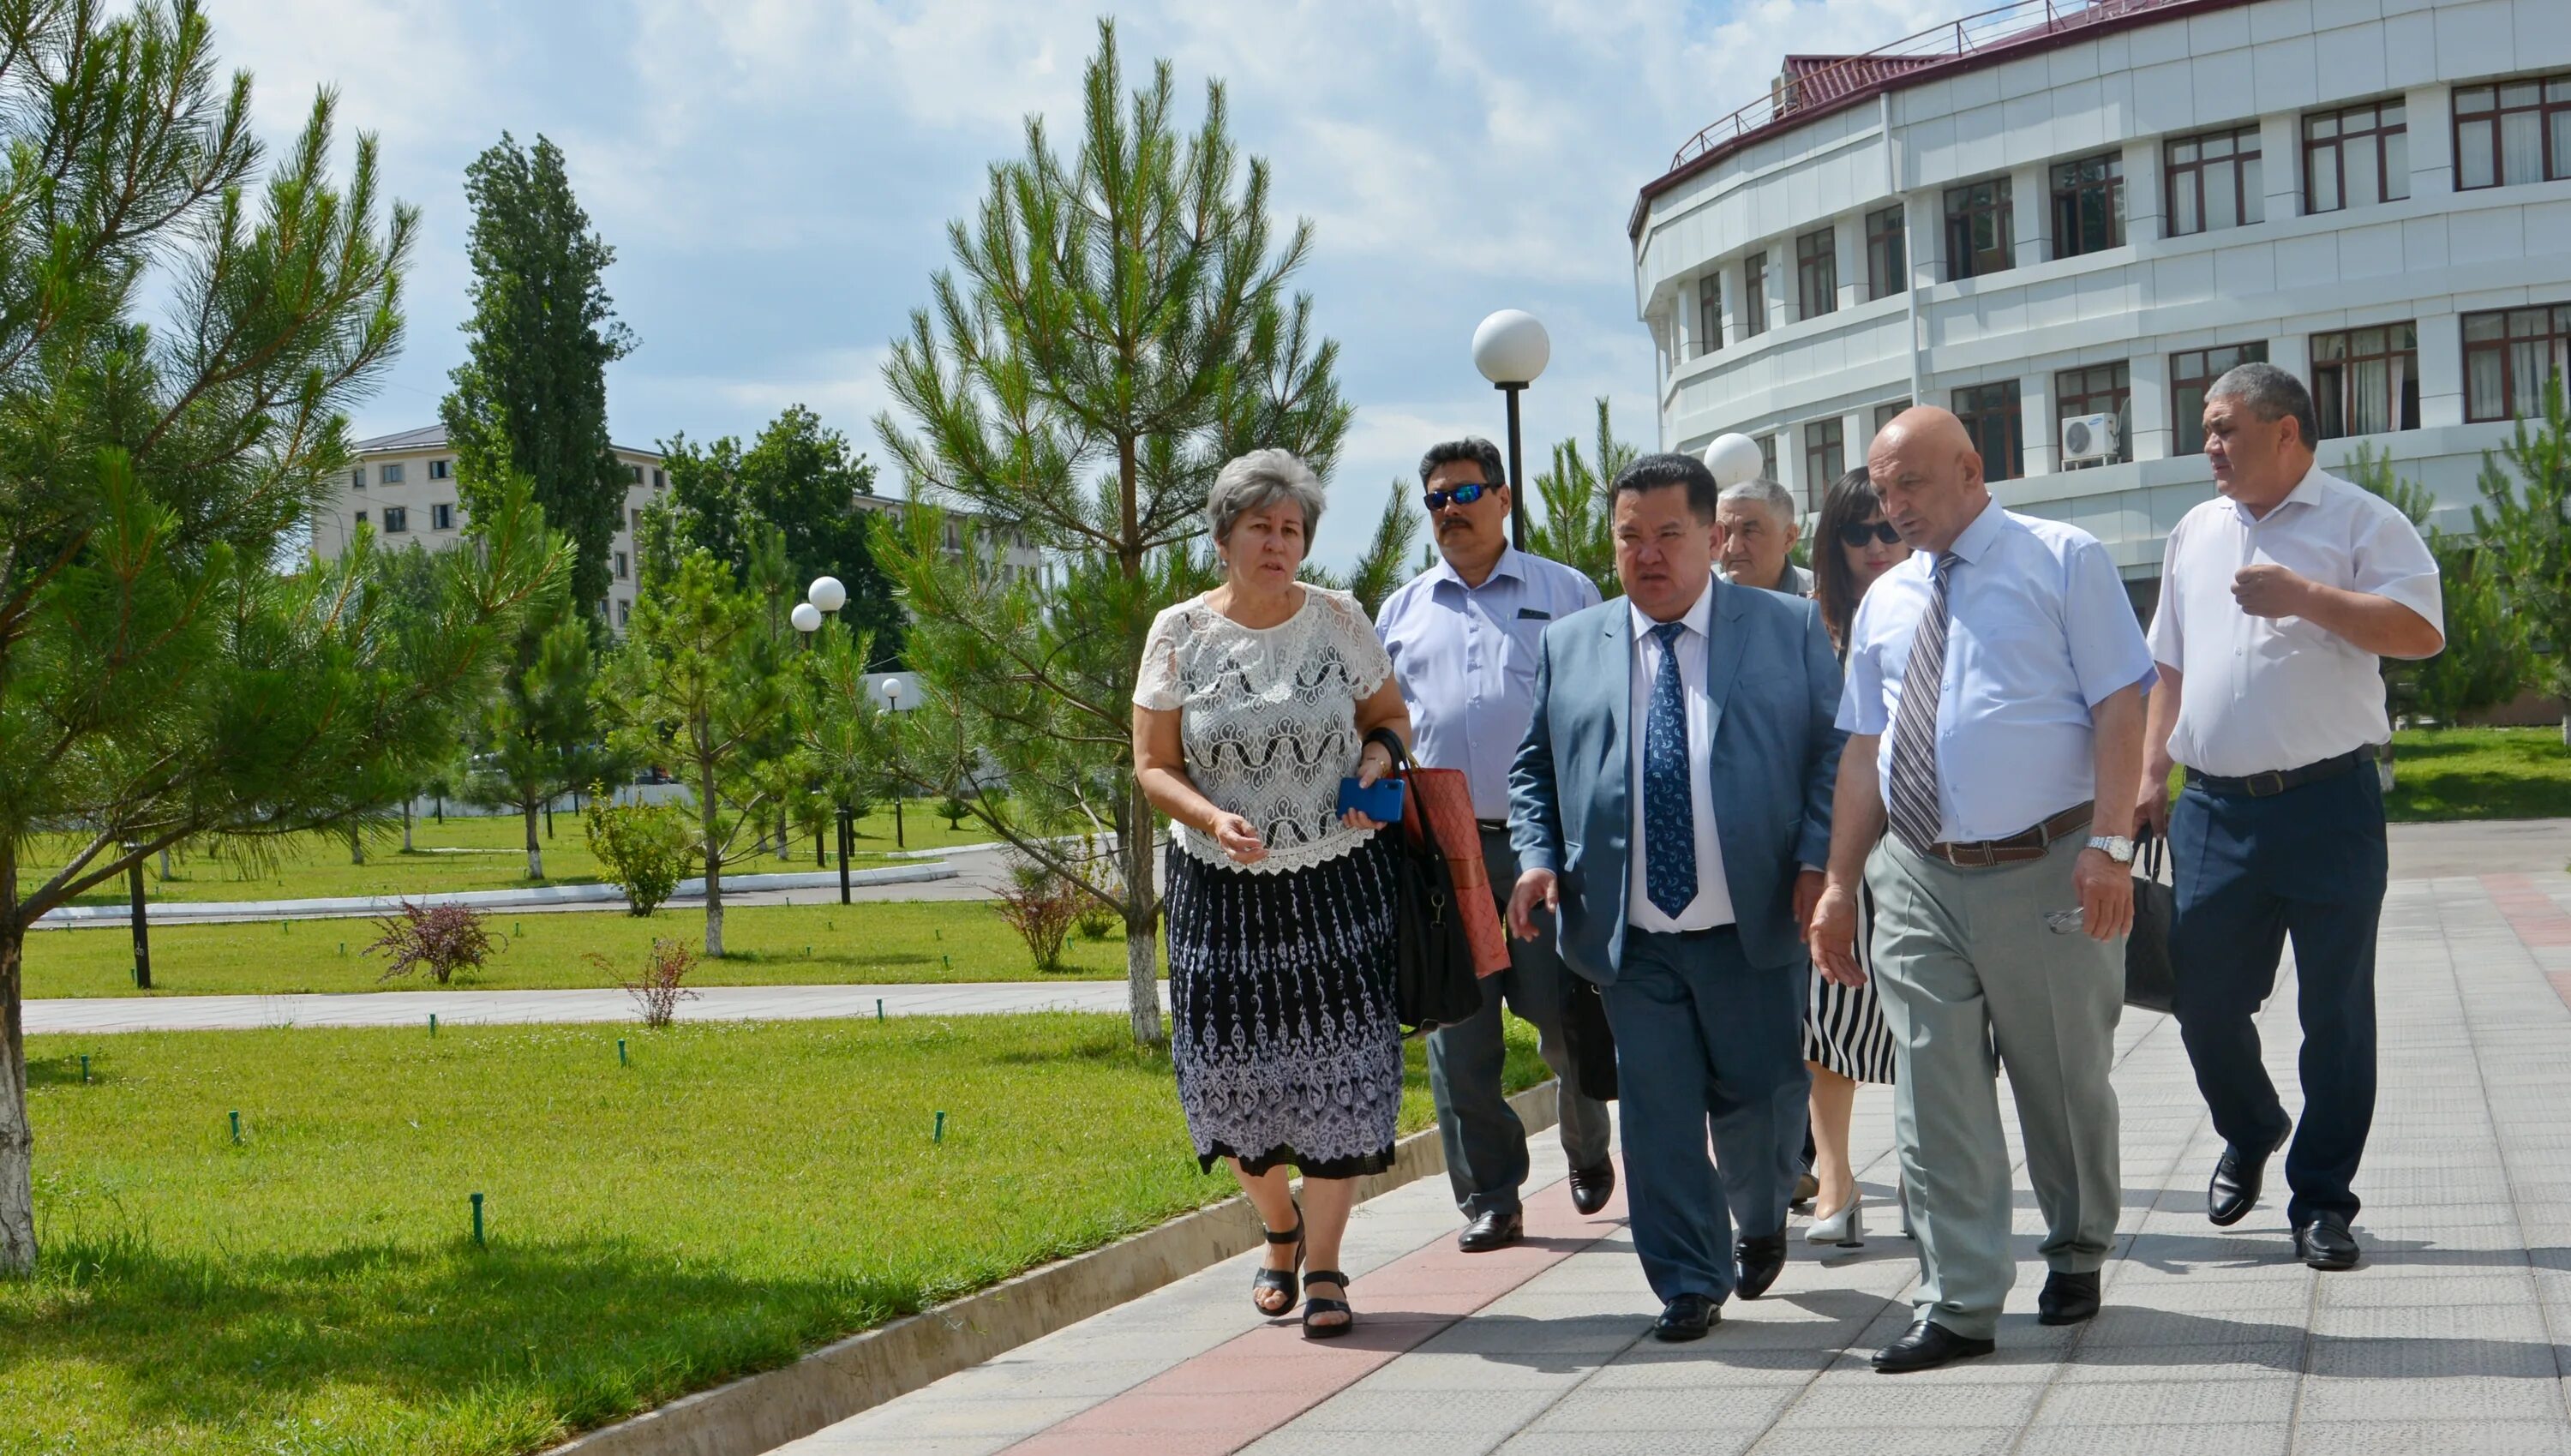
[1627,582,1735,932]
[1838,499,2157,843]
[1377,547,1602,820]
[2146,464,2443,779]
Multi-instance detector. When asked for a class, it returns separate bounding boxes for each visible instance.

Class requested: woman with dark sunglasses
[1801,466,1909,1246]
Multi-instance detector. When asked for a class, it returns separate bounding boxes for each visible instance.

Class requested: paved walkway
[776,872,2571,1455]
[23,979,1152,1034]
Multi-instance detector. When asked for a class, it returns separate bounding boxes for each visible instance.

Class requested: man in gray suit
[1508,452,1845,1341]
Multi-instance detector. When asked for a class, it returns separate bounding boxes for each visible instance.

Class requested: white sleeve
[1133,605,1186,710]
[2145,514,2186,670]
[1330,590,1393,697]
[2352,500,2445,638]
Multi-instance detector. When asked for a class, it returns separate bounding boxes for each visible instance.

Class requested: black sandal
[1301,1270,1354,1339]
[1252,1203,1304,1317]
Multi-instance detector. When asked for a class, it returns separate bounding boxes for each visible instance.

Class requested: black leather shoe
[2036,1269,2101,1325]
[1568,1160,1615,1216]
[2208,1141,2271,1226]
[1872,1319,1996,1373]
[1735,1226,1789,1300]
[1457,1210,1523,1253]
[1653,1293,1720,1341]
[2294,1213,2360,1271]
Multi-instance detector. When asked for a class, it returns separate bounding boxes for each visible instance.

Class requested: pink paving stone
[2481,876,2571,1010]
[1002,1165,1629,1456]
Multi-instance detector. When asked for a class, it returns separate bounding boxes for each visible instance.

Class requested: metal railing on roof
[1666,0,2193,171]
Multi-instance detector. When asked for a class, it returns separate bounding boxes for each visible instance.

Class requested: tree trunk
[701,756,725,960]
[1122,783,1164,1045]
[1,909,33,1273]
[523,803,544,880]
[777,809,792,860]
[349,826,364,866]
[401,800,414,853]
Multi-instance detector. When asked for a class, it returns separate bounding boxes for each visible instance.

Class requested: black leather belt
[1924,802,2094,869]
[2186,743,2386,798]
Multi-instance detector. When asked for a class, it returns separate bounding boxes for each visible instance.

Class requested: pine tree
[0,3,561,1271]
[2470,380,2571,734]
[876,21,1350,1043]
[1529,398,1638,596]
[2346,446,2523,725]
[441,133,635,622]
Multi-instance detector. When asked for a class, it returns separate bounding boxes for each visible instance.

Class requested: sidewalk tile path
[770,872,2571,1455]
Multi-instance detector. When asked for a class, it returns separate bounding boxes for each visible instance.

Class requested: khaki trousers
[1867,831,2124,1340]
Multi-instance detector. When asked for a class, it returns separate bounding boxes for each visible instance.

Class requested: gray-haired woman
[1132,448,1413,1339]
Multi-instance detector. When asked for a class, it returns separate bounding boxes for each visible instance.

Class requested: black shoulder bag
[1369,729,1483,1036]
[2124,830,2178,1015]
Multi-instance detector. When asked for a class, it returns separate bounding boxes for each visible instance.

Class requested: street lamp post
[801,576,855,904]
[883,678,905,851]
[1471,309,1552,549]
[123,840,150,990]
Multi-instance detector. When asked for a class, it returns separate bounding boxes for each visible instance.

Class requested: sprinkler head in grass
[934,1110,946,1143]
[470,1191,486,1248]
[876,998,884,1022]
[80,1054,90,1084]
[618,1039,627,1066]
[429,1013,438,1038]
[230,1111,242,1144]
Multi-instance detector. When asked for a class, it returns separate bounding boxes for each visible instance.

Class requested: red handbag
[1371,733,1509,978]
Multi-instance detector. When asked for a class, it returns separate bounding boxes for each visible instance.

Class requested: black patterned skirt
[1162,832,1405,1178]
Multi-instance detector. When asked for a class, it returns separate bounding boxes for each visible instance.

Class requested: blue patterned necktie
[1644,620,1696,919]
[1886,553,1963,855]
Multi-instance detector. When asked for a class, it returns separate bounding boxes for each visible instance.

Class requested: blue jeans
[1602,926,1810,1303]
[2172,764,2385,1226]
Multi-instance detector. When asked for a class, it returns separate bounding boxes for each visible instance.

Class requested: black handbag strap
[1363,728,1444,863]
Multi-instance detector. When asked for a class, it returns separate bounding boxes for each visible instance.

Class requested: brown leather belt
[1924,802,2095,869]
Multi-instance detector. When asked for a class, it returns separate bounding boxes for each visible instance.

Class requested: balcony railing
[1666,0,2196,172]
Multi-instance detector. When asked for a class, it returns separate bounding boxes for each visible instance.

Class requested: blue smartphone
[1337,776,1405,823]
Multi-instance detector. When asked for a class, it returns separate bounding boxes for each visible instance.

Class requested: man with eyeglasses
[1377,436,1615,1252]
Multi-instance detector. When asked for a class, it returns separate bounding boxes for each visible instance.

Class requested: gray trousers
[1428,828,1615,1218]
[1867,831,2124,1341]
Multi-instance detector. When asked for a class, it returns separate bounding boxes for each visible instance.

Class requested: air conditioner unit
[2060,412,2119,464]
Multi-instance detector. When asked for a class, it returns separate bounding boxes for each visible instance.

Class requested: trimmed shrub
[992,854,1078,972]
[584,787,695,916]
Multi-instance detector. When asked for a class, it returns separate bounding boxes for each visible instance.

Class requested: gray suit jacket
[1507,575,1845,983]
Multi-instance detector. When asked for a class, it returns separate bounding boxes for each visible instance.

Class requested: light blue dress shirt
[1837,499,2155,844]
[1378,546,1603,820]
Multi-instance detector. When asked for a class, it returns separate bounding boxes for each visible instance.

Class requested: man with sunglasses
[1377,437,1615,1253]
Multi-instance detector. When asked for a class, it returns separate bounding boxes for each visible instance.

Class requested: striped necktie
[1885,553,1962,855]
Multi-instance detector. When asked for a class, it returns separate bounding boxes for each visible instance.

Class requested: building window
[2053,363,2132,466]
[2454,74,2571,190]
[1944,177,2013,281]
[652,468,665,489]
[1756,433,1778,482]
[1865,205,1905,300]
[428,458,452,480]
[2312,325,2419,439]
[353,509,367,529]
[1803,419,1845,508]
[1695,275,1722,357]
[617,599,632,626]
[350,467,364,490]
[631,507,645,533]
[614,550,630,580]
[1795,226,1838,321]
[2049,152,2125,258]
[626,464,644,484]
[1873,399,1911,434]
[430,502,454,531]
[1741,252,1769,339]
[381,506,409,534]
[1951,381,2023,482]
[380,462,405,485]
[2166,125,2262,236]
[2304,100,2408,213]
[2172,343,2271,453]
[2463,304,2571,423]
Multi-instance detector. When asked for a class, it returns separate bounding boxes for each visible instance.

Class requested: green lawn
[25,901,1134,999]
[6,1015,1550,1456]
[2383,727,2571,822]
[21,800,1000,908]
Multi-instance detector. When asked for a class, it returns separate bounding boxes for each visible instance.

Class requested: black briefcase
[2125,830,2178,1015]
[1561,973,1618,1102]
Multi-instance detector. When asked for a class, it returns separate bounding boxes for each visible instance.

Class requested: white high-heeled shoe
[1806,1195,1864,1247]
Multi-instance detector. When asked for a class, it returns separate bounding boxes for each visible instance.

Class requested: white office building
[1631,0,2571,600]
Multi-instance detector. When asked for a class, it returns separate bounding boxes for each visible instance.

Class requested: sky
[215,0,1955,570]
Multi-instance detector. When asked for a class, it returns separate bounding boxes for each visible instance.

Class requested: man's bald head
[1867,406,1993,554]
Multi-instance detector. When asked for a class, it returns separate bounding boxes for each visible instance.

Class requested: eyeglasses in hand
[1836,519,1903,548]
[1423,482,1489,512]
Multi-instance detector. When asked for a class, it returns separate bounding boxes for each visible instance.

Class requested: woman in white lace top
[1133,448,1412,1340]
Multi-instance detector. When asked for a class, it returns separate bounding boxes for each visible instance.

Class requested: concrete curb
[33,865,956,927]
[544,1080,1564,1456]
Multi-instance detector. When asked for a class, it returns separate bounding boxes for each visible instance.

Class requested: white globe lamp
[806,575,848,614]
[1469,309,1551,549]
[1705,433,1767,489]
[789,602,824,634]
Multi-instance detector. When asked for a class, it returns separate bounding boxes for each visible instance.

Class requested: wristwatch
[2086,834,2137,865]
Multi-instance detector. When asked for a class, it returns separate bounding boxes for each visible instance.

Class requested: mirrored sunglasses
[1423,482,1489,512]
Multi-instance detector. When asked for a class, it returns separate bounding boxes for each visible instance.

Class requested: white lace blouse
[1134,586,1393,875]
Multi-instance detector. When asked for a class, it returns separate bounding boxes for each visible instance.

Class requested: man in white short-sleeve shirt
[2138,362,2445,1275]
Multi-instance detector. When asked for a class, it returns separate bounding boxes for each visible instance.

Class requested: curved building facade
[1631,0,2571,594]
